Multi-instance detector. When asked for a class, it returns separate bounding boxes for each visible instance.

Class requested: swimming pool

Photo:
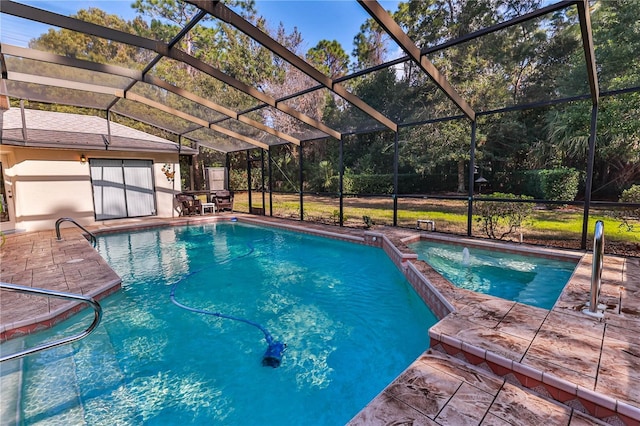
[10,222,437,425]
[408,240,577,309]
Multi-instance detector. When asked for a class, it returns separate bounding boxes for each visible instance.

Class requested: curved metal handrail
[0,282,102,363]
[588,220,604,314]
[55,217,97,246]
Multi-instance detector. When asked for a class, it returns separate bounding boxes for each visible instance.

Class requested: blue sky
[1,0,400,58]
[252,1,401,53]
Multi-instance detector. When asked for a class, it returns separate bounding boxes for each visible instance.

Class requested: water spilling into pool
[10,223,437,425]
[409,240,577,309]
[462,247,470,266]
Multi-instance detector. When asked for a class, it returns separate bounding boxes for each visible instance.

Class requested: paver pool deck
[1,214,639,425]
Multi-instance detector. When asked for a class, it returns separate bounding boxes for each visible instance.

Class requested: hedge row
[327,173,458,194]
[231,167,580,201]
[492,168,581,201]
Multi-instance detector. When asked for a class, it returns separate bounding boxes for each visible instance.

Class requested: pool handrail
[0,282,102,363]
[588,220,604,315]
[55,217,97,246]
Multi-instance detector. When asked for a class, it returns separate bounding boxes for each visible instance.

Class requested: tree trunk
[457,159,466,193]
[192,151,205,191]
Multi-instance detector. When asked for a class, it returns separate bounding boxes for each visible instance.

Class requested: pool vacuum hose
[169,240,285,367]
[170,285,286,367]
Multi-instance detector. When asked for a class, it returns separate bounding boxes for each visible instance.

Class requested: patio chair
[213,190,234,212]
[176,194,202,216]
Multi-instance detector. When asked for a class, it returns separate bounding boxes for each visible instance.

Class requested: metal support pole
[174,135,180,196]
[299,142,304,221]
[106,110,112,146]
[581,105,599,249]
[268,146,273,216]
[393,131,399,227]
[260,148,266,215]
[225,153,230,190]
[19,99,27,141]
[467,120,477,236]
[339,137,344,227]
[246,149,252,212]
[189,149,195,191]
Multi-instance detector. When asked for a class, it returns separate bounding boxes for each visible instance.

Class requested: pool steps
[18,343,85,424]
[0,339,23,426]
[74,325,142,424]
[4,323,139,425]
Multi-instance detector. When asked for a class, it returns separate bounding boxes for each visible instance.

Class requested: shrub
[519,170,543,198]
[348,174,393,194]
[474,192,535,240]
[331,209,340,225]
[539,168,580,203]
[327,175,353,194]
[518,168,580,204]
[325,173,457,195]
[229,169,247,190]
[618,185,640,231]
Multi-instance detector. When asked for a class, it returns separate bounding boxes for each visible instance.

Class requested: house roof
[0,108,197,154]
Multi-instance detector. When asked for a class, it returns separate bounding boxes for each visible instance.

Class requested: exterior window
[90,159,156,220]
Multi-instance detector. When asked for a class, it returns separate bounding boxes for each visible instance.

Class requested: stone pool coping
[354,230,640,425]
[1,214,639,425]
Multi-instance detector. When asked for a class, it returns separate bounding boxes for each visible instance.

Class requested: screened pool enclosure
[1,0,639,254]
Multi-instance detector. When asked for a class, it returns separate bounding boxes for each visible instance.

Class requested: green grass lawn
[531,210,640,243]
[234,192,640,247]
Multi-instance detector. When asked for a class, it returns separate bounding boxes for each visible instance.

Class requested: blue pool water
[408,240,577,309]
[12,223,437,425]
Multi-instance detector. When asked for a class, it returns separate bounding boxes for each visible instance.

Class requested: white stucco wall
[0,146,182,232]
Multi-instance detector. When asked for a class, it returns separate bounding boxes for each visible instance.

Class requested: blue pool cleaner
[169,242,285,367]
[261,340,287,368]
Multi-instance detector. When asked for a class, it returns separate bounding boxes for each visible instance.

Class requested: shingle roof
[0,108,197,154]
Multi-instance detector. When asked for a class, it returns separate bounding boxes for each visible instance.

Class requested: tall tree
[390,0,564,193]
[305,40,350,78]
[547,0,640,197]
[352,18,388,71]
[30,8,148,67]
[393,0,498,192]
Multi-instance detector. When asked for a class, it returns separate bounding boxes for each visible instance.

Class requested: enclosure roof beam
[576,0,599,105]
[7,71,123,96]
[1,0,341,141]
[420,0,579,56]
[145,76,300,146]
[1,45,301,146]
[102,7,208,112]
[1,1,162,52]
[357,0,476,122]
[6,68,269,150]
[236,1,581,120]
[168,49,341,139]
[185,0,398,133]
[124,92,270,150]
[1,44,143,80]
[109,109,184,137]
